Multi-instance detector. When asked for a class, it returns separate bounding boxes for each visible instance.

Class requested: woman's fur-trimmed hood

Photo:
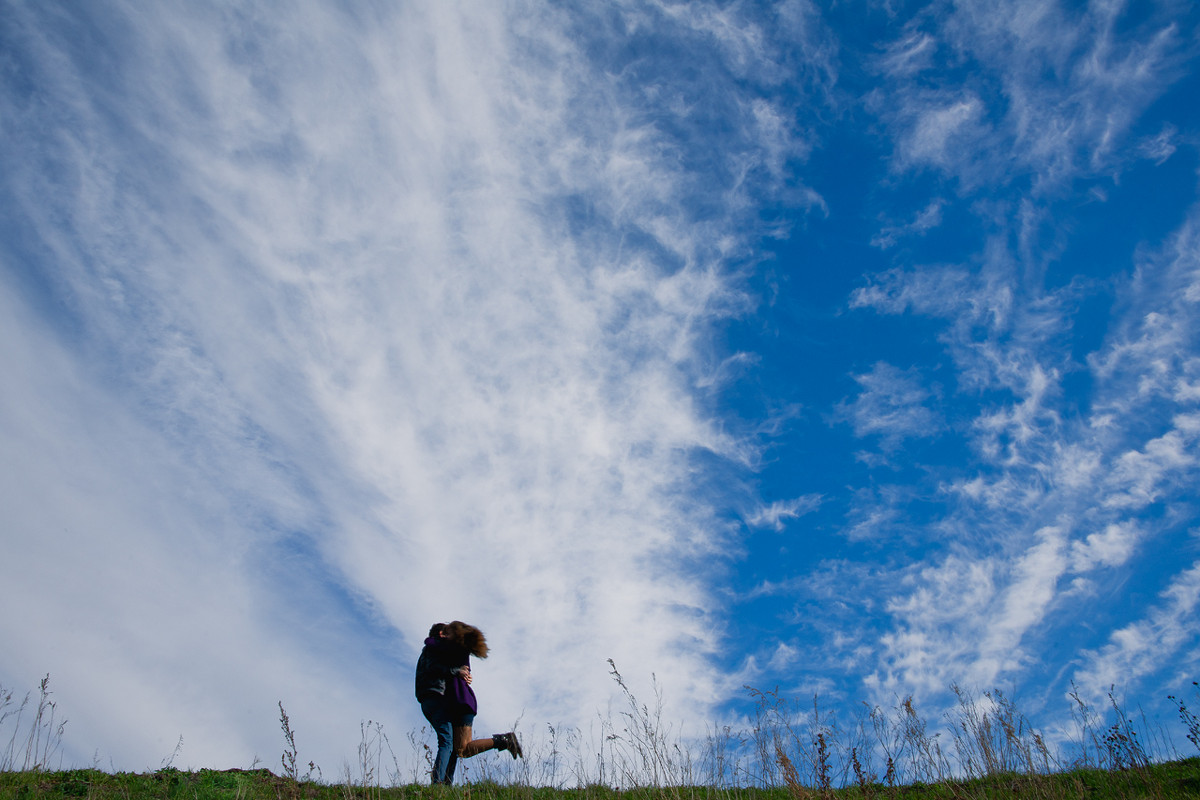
[445,620,488,658]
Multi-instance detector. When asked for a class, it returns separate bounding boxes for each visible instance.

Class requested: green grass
[1,760,1199,800]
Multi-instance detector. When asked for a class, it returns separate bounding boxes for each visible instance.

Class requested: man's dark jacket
[414,637,456,701]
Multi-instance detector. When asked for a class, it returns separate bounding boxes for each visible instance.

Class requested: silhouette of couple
[414,621,522,784]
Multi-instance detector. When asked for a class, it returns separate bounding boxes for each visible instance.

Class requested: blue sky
[3,0,1200,777]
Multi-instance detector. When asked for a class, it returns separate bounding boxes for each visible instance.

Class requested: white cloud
[901,96,985,171]
[745,495,822,531]
[845,150,1200,721]
[1138,124,1179,165]
[1049,443,1103,491]
[1074,561,1200,697]
[869,0,1187,192]
[849,264,988,321]
[875,27,936,78]
[0,274,353,770]
[971,363,1062,466]
[871,522,1073,698]
[874,555,999,696]
[0,0,817,772]
[972,525,1067,683]
[855,201,1200,719]
[1070,522,1141,572]
[1103,416,1200,509]
[872,199,945,249]
[843,504,902,543]
[841,362,940,450]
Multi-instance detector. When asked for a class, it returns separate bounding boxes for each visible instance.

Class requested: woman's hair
[445,620,488,658]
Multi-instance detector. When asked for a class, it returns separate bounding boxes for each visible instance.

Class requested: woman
[442,620,523,761]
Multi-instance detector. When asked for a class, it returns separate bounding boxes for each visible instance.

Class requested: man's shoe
[493,732,523,759]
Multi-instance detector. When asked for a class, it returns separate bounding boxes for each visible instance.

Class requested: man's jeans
[419,695,458,784]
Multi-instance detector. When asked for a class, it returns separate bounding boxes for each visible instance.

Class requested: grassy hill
[2,759,1200,800]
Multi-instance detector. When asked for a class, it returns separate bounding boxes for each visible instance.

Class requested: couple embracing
[414,621,523,784]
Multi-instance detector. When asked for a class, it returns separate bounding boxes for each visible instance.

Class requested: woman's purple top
[445,643,478,715]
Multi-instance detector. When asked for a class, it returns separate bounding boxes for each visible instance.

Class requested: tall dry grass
[0,675,65,772]
[426,668,1200,793]
[3,670,1199,796]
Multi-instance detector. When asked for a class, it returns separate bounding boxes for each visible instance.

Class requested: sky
[2,0,1200,781]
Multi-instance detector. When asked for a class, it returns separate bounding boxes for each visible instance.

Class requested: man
[414,623,462,784]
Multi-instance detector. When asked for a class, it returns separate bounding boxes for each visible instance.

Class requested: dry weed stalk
[947,685,1057,780]
[604,658,692,787]
[1168,682,1200,753]
[277,701,320,786]
[341,719,403,799]
[0,675,66,772]
[774,740,809,800]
